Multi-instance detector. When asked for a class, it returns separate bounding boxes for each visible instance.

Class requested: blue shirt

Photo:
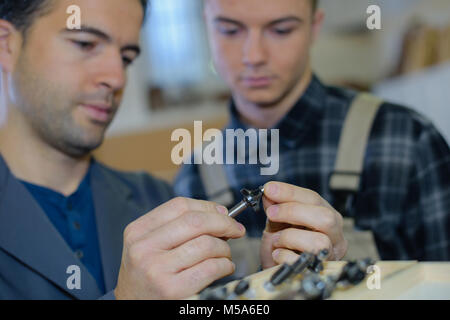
[20,168,106,294]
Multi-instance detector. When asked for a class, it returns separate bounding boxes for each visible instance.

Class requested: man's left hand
[260,181,348,269]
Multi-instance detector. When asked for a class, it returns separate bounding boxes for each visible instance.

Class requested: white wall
[312,0,450,84]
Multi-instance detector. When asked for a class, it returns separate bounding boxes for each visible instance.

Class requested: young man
[175,0,450,262]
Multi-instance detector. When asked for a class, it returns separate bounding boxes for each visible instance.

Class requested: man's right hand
[114,197,245,300]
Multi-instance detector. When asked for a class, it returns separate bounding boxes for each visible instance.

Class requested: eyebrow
[62,25,141,56]
[213,16,303,28]
[213,17,245,28]
[267,16,304,26]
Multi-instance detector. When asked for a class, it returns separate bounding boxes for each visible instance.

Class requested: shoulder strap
[198,160,235,207]
[329,93,383,214]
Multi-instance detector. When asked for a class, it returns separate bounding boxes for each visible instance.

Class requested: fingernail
[236,222,246,232]
[267,205,279,218]
[272,249,281,260]
[273,232,281,244]
[216,205,228,215]
[265,183,279,196]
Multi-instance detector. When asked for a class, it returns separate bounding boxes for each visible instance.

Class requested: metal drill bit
[228,186,264,219]
[308,249,330,273]
[291,252,315,275]
[269,263,294,287]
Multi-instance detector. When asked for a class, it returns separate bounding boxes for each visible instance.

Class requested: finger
[175,257,235,297]
[145,210,245,250]
[263,197,289,234]
[272,248,300,265]
[266,202,342,244]
[260,230,278,269]
[262,195,276,212]
[165,235,232,273]
[263,181,332,209]
[126,198,228,242]
[273,228,333,256]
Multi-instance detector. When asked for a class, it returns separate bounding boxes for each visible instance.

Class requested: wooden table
[193,261,450,300]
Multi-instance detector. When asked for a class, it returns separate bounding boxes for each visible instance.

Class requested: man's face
[204,0,322,107]
[9,0,143,156]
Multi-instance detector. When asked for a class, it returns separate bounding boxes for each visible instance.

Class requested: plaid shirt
[174,75,450,261]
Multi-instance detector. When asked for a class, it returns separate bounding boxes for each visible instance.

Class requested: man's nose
[95,49,127,92]
[242,31,267,68]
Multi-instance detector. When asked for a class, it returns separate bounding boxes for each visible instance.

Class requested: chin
[59,129,106,158]
[242,93,284,108]
[236,85,284,107]
[64,139,104,158]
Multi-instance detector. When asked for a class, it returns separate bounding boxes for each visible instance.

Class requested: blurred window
[144,0,210,88]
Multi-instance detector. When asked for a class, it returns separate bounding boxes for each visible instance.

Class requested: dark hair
[312,0,319,12]
[0,0,52,33]
[0,0,149,34]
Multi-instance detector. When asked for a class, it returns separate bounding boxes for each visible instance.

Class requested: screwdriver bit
[228,186,265,219]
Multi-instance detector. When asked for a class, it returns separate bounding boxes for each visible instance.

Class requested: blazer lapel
[90,161,140,293]
[0,156,102,299]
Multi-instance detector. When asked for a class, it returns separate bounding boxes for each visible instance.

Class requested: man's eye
[72,40,96,51]
[217,26,240,36]
[122,57,133,67]
[222,29,239,35]
[273,28,294,35]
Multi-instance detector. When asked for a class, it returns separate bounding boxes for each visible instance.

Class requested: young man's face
[204,0,322,107]
[7,0,143,156]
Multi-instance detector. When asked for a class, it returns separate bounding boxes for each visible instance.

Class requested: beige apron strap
[330,93,383,192]
[329,93,383,261]
[198,150,234,206]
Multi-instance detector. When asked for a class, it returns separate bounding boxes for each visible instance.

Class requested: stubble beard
[13,55,112,158]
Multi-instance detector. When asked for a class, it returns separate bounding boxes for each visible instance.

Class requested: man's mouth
[241,76,275,88]
[80,103,113,123]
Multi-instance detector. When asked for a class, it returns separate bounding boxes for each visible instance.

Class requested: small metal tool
[269,263,294,287]
[291,252,315,275]
[299,273,336,300]
[308,249,330,273]
[199,286,228,300]
[233,279,250,295]
[228,186,265,219]
[336,258,374,286]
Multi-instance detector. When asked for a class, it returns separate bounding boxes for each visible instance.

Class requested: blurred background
[94,0,450,182]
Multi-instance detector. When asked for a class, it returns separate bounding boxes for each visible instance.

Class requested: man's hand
[114,197,245,299]
[260,182,347,269]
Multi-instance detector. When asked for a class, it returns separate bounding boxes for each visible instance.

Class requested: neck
[233,68,313,129]
[0,112,90,196]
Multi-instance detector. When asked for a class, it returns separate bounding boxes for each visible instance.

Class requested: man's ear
[0,20,22,73]
[310,9,325,45]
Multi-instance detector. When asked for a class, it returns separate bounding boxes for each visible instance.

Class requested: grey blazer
[0,155,173,300]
